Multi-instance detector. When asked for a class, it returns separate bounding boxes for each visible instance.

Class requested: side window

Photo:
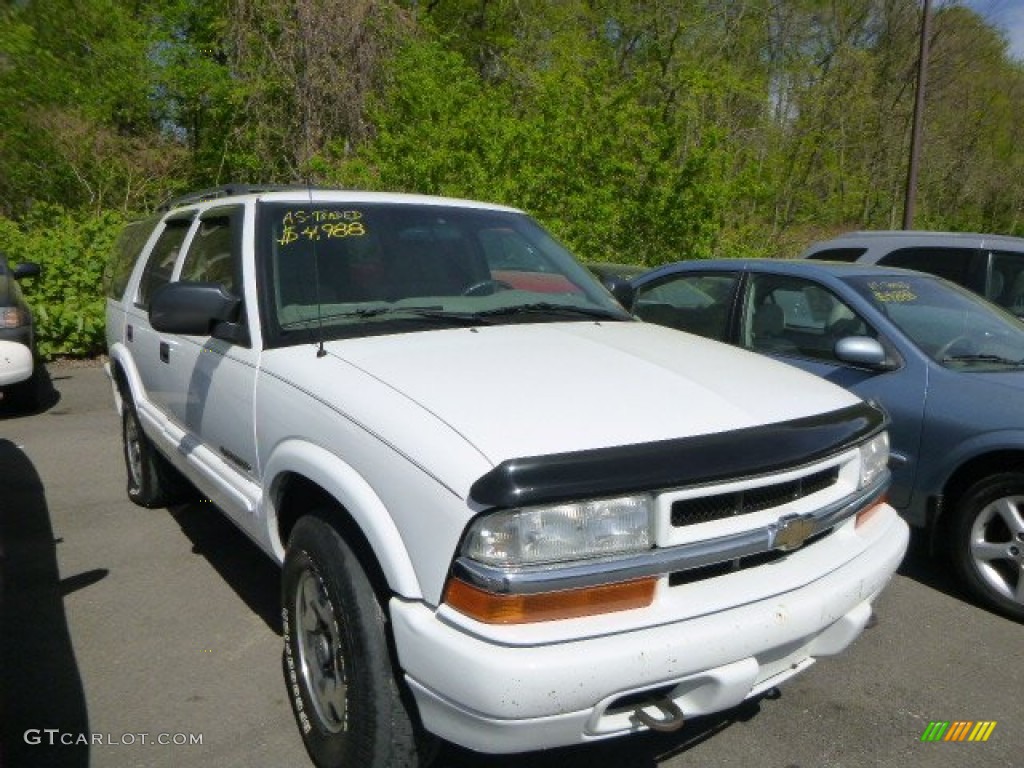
[633,273,738,341]
[106,215,161,300]
[988,250,1024,314]
[137,219,192,308]
[805,247,866,263]
[743,274,873,362]
[878,247,978,287]
[179,213,238,295]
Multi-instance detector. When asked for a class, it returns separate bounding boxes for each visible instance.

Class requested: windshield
[844,274,1024,370]
[257,202,630,345]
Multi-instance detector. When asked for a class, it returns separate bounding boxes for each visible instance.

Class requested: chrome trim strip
[451,473,889,595]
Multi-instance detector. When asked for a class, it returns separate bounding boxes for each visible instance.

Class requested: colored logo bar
[920,721,996,742]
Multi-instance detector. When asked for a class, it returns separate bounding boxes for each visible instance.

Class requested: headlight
[858,431,889,489]
[463,494,653,566]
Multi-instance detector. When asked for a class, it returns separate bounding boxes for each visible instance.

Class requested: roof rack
[157,183,320,212]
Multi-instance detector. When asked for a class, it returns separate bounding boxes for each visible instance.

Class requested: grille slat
[671,466,839,527]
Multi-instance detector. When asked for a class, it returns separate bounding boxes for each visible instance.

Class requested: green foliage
[334,29,730,265]
[0,206,123,358]
[4,0,1024,357]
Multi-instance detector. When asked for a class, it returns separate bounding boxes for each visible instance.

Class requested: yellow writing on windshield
[869,281,916,303]
[276,210,366,246]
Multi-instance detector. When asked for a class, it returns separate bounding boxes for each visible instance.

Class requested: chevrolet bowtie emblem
[774,516,816,551]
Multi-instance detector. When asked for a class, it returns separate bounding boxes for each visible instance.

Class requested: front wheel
[949,473,1024,622]
[282,514,430,768]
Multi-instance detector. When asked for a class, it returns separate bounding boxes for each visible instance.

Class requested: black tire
[949,472,1024,622]
[121,400,187,508]
[282,513,428,768]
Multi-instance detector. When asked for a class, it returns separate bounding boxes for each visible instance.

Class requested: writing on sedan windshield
[276,209,367,247]
[869,281,917,303]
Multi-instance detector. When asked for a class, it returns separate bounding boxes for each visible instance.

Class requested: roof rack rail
[157,183,318,212]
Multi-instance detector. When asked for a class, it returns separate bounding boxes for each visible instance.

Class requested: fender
[107,341,145,414]
[263,439,422,599]
[919,428,1024,499]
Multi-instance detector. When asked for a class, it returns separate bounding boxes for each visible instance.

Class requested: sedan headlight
[858,431,889,489]
[463,494,653,566]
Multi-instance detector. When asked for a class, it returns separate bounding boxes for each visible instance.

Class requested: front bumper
[0,339,33,387]
[391,505,908,754]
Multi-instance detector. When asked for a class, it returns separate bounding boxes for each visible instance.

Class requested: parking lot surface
[0,362,1020,767]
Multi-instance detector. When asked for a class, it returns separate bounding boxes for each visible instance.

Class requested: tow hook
[631,697,686,732]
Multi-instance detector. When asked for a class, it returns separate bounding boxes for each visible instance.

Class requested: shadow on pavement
[0,365,61,421]
[0,437,98,768]
[169,500,282,634]
[896,528,964,601]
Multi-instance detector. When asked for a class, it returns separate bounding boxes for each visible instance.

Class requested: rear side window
[805,247,866,262]
[989,250,1024,314]
[106,216,161,300]
[877,247,978,287]
[136,219,192,308]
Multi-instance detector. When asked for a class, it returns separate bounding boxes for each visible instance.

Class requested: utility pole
[903,0,932,229]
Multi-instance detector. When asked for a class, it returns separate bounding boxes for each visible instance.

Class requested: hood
[324,321,862,465]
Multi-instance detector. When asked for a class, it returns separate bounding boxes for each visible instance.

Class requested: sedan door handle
[159,341,170,364]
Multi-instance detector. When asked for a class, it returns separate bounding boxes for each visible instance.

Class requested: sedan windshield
[844,274,1024,369]
[258,202,630,344]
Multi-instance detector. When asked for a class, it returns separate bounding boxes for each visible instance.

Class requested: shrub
[0,204,123,358]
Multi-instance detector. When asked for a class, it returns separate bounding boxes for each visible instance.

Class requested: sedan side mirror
[13,262,40,280]
[834,336,893,370]
[150,281,246,343]
[602,276,636,310]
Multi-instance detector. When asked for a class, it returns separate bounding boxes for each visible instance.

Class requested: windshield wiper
[942,353,1024,366]
[282,306,495,329]
[392,307,499,325]
[474,302,629,321]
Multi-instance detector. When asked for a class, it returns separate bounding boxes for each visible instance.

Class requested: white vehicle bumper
[0,340,33,387]
[391,508,908,754]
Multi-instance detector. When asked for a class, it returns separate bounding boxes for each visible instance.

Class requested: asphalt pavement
[0,362,1020,768]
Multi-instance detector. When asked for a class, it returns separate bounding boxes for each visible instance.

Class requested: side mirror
[150,281,243,340]
[834,336,892,370]
[13,262,40,279]
[602,276,636,310]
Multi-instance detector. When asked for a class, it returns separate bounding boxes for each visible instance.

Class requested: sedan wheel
[951,473,1024,622]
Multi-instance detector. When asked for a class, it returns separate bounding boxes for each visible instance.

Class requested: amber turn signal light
[855,497,887,529]
[443,576,656,624]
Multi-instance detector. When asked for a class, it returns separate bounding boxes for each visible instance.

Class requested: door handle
[159,341,170,364]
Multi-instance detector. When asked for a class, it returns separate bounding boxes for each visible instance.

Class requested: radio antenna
[308,180,327,359]
[298,8,326,359]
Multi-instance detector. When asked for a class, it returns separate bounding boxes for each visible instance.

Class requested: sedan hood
[325,321,861,465]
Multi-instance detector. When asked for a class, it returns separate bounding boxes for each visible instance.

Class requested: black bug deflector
[469,402,886,509]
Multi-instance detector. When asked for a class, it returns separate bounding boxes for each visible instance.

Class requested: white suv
[105,186,908,767]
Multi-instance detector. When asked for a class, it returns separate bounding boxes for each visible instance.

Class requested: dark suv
[0,253,41,410]
[801,231,1024,317]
